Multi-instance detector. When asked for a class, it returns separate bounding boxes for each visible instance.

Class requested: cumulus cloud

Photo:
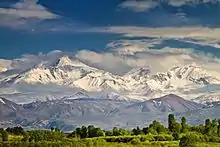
[73,38,220,75]
[0,0,59,27]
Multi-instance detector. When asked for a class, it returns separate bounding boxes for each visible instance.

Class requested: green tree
[81,126,88,138]
[173,122,181,134]
[113,127,120,136]
[218,119,220,137]
[142,127,149,135]
[211,119,218,136]
[94,128,105,137]
[87,125,95,138]
[105,130,113,136]
[6,127,24,135]
[205,119,212,135]
[190,124,205,134]
[179,135,196,147]
[1,130,8,142]
[168,114,175,133]
[148,120,166,134]
[55,128,60,132]
[181,117,188,133]
[132,126,142,135]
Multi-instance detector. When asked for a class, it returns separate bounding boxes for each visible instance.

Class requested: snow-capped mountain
[1,56,220,102]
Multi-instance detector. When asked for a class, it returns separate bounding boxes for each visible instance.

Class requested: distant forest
[1,114,220,147]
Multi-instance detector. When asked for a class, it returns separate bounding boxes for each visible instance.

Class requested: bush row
[101,134,173,143]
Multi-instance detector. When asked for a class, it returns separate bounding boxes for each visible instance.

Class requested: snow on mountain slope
[73,71,127,92]
[0,56,96,85]
[0,55,220,102]
[123,64,220,96]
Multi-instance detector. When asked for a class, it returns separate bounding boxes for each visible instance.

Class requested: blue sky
[1,0,220,59]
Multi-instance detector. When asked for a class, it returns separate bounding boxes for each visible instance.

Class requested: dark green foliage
[105,130,113,136]
[81,126,88,138]
[154,134,173,141]
[21,132,29,142]
[87,125,95,138]
[205,119,212,135]
[6,127,24,135]
[190,124,205,134]
[179,135,196,147]
[218,119,220,137]
[73,125,105,139]
[27,130,65,142]
[148,120,167,134]
[181,117,188,133]
[54,128,60,132]
[211,119,218,136]
[103,134,173,143]
[132,126,142,135]
[1,130,8,142]
[142,127,148,135]
[172,132,179,140]
[112,127,128,136]
[173,122,181,134]
[168,114,175,133]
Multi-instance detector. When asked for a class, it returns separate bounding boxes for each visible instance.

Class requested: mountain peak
[124,67,151,80]
[54,56,91,69]
[170,63,201,71]
[160,94,184,100]
[55,56,73,67]
[168,63,214,81]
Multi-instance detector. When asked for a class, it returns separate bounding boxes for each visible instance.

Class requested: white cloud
[169,0,220,6]
[73,38,220,75]
[90,26,220,48]
[119,0,220,11]
[104,26,218,39]
[118,0,159,12]
[1,38,220,77]
[0,0,59,27]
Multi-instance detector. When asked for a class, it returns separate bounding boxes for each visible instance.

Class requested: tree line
[1,114,220,147]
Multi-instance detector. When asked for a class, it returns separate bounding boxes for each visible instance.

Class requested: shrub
[172,132,180,140]
[179,135,196,147]
[131,138,141,145]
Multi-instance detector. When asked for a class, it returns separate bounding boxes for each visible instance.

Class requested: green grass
[196,142,220,147]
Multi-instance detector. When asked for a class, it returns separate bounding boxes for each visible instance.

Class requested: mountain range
[0,94,210,131]
[0,54,220,131]
[1,55,220,102]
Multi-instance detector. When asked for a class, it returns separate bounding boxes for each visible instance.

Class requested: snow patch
[11,105,16,110]
[0,98,5,104]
